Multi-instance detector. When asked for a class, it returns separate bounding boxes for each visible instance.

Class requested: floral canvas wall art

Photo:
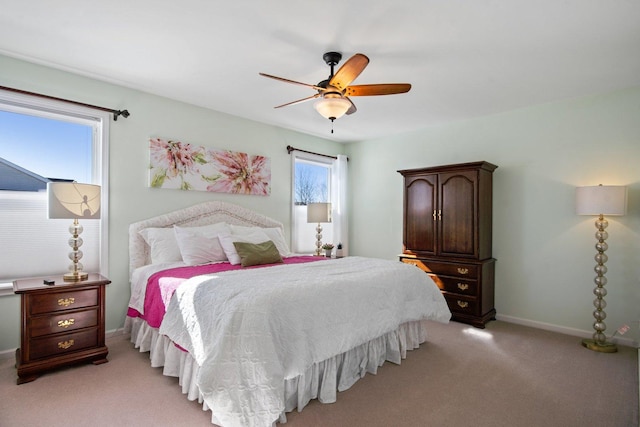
[148,137,271,196]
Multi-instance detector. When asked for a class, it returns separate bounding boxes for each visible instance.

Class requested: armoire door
[438,170,478,258]
[403,174,437,255]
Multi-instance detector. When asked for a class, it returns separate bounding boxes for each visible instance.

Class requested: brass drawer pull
[457,301,469,308]
[457,283,469,291]
[456,268,469,275]
[57,319,75,328]
[432,210,436,221]
[58,339,75,350]
[57,297,75,307]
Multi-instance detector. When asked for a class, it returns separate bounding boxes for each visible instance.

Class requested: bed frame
[128,200,284,276]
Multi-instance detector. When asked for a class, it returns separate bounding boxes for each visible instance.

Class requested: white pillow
[174,222,231,265]
[218,230,271,265]
[139,228,182,264]
[230,225,291,257]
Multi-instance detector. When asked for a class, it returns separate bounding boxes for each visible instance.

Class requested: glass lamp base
[581,338,618,353]
[64,271,88,282]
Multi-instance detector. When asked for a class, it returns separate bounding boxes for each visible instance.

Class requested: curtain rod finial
[113,109,130,121]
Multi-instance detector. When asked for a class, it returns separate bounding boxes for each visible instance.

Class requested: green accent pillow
[233,240,283,267]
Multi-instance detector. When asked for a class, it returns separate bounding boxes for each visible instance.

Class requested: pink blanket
[127,256,326,328]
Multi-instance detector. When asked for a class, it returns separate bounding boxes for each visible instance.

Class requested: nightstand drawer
[29,289,98,315]
[29,309,99,338]
[443,294,479,316]
[29,328,99,360]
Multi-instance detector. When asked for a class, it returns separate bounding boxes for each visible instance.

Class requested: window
[0,90,109,295]
[291,154,333,254]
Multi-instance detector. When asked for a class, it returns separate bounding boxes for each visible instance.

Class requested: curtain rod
[286,145,348,161]
[0,85,130,121]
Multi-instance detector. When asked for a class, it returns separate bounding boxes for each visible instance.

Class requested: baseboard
[106,327,126,339]
[0,347,15,360]
[496,314,638,348]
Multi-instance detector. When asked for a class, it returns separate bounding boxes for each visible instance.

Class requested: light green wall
[345,87,640,344]
[0,54,342,352]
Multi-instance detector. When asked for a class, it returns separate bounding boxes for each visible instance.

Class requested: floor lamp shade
[47,182,101,282]
[575,184,627,353]
[575,185,627,216]
[307,202,332,256]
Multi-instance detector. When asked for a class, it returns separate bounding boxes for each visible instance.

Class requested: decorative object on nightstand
[335,242,344,258]
[398,161,498,328]
[13,273,111,384]
[576,184,627,353]
[307,202,332,256]
[322,243,334,258]
[47,182,101,282]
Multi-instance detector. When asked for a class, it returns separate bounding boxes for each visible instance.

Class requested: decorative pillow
[230,225,291,257]
[233,240,283,267]
[218,229,271,265]
[139,227,182,264]
[174,222,231,265]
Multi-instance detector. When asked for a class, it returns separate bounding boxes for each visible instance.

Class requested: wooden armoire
[398,161,497,328]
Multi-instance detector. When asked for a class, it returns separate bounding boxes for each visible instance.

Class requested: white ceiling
[1,1,639,143]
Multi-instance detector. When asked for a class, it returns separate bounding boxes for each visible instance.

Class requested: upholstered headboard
[129,201,284,276]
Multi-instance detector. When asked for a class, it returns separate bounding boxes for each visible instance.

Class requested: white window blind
[0,190,101,279]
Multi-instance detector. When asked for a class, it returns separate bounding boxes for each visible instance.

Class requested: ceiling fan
[259,52,411,130]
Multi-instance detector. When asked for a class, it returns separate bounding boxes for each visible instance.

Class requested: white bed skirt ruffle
[124,316,428,426]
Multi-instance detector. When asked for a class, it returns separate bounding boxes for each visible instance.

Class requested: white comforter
[159,256,450,427]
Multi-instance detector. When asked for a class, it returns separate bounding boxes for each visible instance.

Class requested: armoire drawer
[443,293,479,316]
[401,257,479,279]
[431,276,478,295]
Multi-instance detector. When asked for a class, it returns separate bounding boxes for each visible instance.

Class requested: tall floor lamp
[307,202,331,256]
[575,184,627,353]
[48,182,101,282]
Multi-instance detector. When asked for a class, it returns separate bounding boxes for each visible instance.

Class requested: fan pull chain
[330,117,335,134]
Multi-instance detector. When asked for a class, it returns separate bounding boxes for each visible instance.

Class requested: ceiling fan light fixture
[314,95,351,121]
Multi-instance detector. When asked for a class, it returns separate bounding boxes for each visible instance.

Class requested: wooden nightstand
[13,273,110,384]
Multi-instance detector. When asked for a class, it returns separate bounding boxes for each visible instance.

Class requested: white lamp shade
[307,202,332,223]
[575,185,627,216]
[48,182,101,219]
[314,96,351,120]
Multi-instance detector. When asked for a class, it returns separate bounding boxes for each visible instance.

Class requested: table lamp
[48,182,101,282]
[307,202,331,256]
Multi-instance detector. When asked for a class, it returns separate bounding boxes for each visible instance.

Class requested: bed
[124,201,451,427]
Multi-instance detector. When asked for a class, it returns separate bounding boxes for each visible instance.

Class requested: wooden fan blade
[345,83,412,97]
[274,93,320,109]
[259,73,325,91]
[329,53,369,91]
[346,97,357,115]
